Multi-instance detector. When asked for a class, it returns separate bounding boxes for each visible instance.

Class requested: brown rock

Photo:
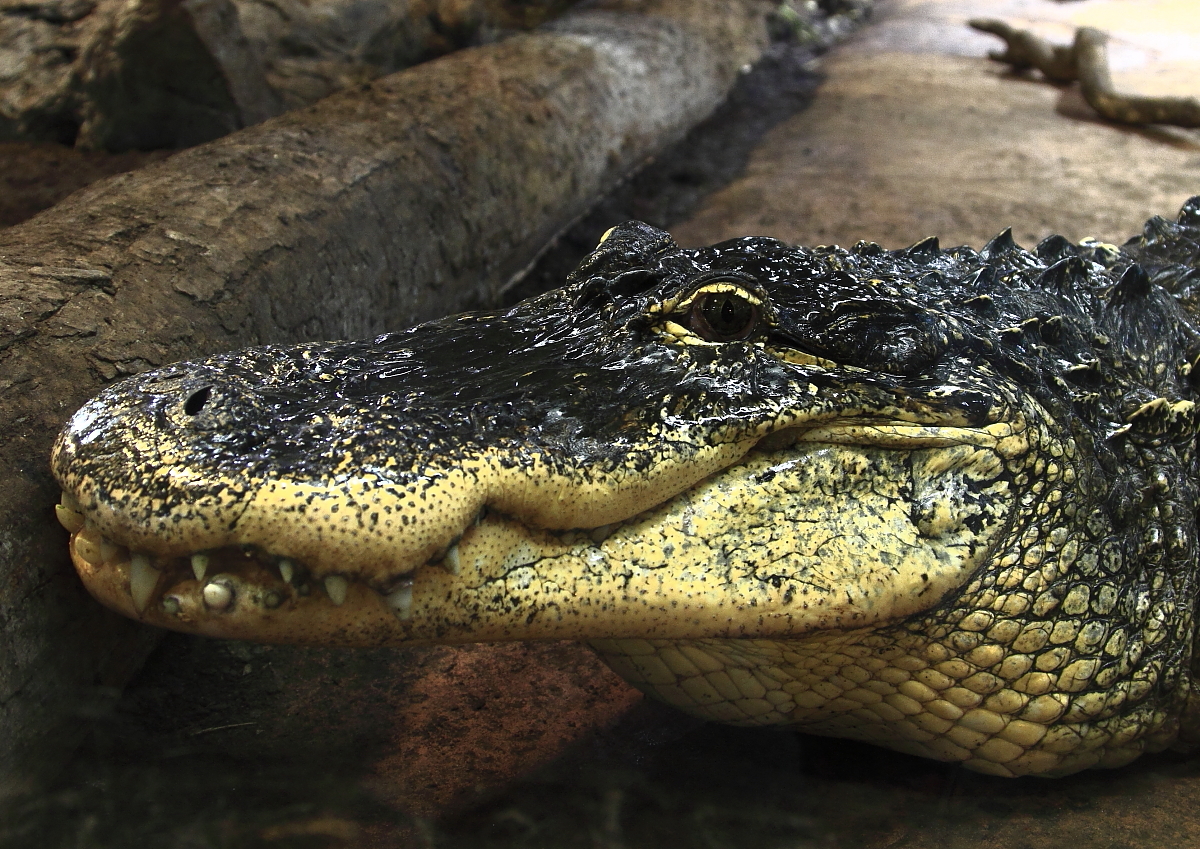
[73,0,276,150]
[0,0,96,143]
[104,636,640,823]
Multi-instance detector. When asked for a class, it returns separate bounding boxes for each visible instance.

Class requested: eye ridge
[689,291,760,342]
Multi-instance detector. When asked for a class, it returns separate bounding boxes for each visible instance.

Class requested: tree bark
[0,0,773,785]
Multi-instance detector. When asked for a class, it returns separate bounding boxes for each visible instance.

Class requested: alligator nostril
[183,386,213,416]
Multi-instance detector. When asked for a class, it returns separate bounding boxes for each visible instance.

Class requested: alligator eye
[689,291,760,342]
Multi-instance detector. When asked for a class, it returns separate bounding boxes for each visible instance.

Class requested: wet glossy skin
[54,201,1200,775]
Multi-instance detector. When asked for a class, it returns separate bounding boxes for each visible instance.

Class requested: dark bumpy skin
[53,199,1200,777]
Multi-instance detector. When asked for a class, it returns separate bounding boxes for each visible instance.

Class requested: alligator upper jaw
[57,419,1024,647]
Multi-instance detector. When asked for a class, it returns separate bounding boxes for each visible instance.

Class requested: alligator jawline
[59,419,1019,646]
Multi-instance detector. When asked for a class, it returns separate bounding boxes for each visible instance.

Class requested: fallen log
[0,0,566,150]
[0,0,774,786]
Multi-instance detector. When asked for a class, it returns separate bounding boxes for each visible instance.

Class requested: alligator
[52,198,1200,778]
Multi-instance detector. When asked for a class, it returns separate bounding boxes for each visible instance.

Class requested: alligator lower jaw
[63,523,412,645]
[58,423,1021,647]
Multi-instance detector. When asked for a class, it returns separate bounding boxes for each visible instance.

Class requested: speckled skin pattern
[53,198,1200,776]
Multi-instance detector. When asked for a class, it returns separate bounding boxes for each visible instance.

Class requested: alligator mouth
[58,419,1025,646]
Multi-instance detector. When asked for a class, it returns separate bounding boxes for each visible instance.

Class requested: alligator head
[53,200,1200,776]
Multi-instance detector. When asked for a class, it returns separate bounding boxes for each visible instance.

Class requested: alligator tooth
[129,554,160,614]
[444,543,461,575]
[55,492,86,533]
[203,579,234,611]
[162,595,181,615]
[100,537,121,563]
[74,529,104,566]
[263,590,283,609]
[384,580,414,621]
[55,504,86,533]
[324,575,348,606]
[590,524,615,544]
[278,558,295,584]
[191,553,209,582]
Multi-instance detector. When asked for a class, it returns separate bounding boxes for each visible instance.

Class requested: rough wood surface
[0,0,773,785]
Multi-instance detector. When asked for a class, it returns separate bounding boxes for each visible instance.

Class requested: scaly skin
[52,199,1200,776]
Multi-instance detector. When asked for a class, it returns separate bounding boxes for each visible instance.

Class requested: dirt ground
[6,0,1200,847]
